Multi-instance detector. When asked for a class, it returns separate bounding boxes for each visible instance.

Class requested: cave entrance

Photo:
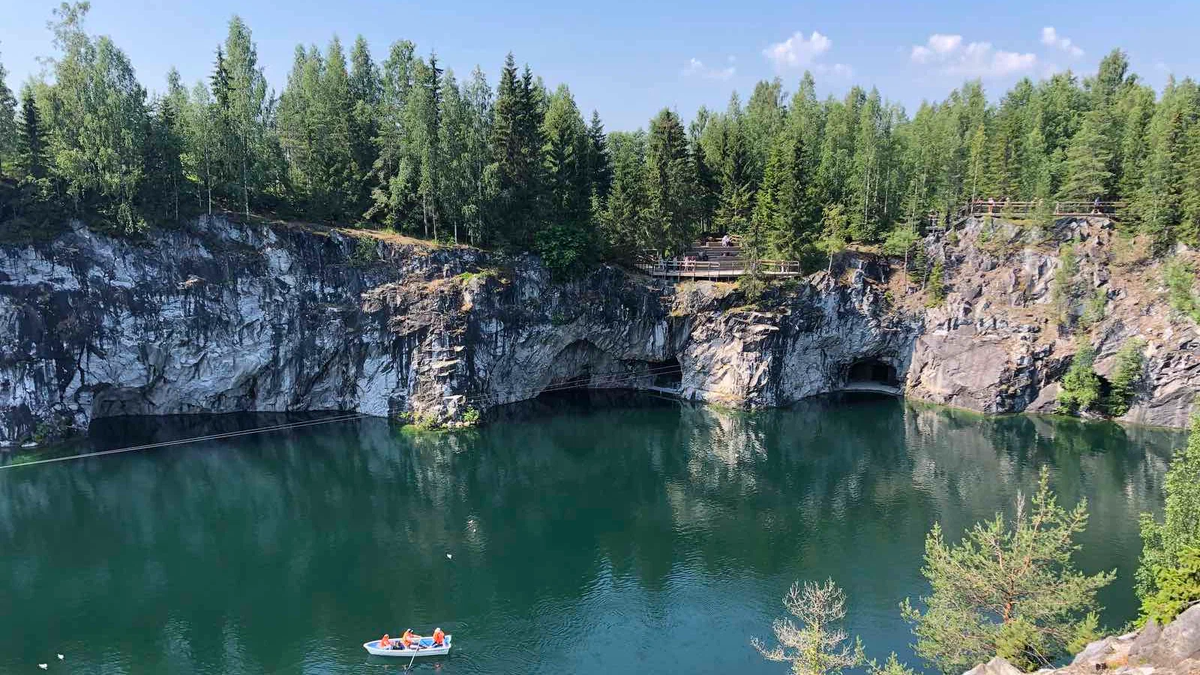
[846,358,899,387]
[651,356,683,390]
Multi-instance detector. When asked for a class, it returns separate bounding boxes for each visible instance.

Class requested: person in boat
[432,627,446,647]
[402,628,421,649]
[380,634,393,649]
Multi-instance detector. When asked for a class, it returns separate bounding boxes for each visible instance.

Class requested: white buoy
[446,553,452,560]
[38,665,47,670]
[56,655,64,660]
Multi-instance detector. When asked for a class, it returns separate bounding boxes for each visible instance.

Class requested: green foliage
[1051,243,1079,327]
[901,468,1115,673]
[1078,288,1108,330]
[534,222,589,279]
[1162,256,1200,322]
[868,653,916,675]
[752,578,865,675]
[0,8,1194,265]
[1140,545,1200,625]
[1057,343,1103,415]
[460,408,481,427]
[1138,412,1200,603]
[0,50,16,173]
[350,236,378,266]
[925,261,946,307]
[1107,338,1146,416]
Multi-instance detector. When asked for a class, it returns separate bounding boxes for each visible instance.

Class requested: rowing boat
[363,635,452,657]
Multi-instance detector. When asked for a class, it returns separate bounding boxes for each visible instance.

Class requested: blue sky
[1,0,1194,131]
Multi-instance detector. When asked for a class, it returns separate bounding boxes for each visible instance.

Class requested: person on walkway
[721,234,731,247]
[380,634,392,649]
[433,627,446,647]
[987,197,995,215]
[1092,197,1101,214]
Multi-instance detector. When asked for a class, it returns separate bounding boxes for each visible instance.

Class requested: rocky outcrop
[905,216,1200,427]
[0,217,920,444]
[4,212,1199,444]
[961,604,1200,675]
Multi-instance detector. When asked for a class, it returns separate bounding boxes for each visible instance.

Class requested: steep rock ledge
[0,218,920,444]
[904,216,1200,428]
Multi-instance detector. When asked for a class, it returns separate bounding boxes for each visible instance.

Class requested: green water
[0,393,1183,674]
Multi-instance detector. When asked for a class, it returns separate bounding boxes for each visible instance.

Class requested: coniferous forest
[3,3,1200,275]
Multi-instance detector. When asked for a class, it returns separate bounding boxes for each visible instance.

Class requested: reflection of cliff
[0,400,1182,671]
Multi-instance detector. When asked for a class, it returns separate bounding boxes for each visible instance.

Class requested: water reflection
[0,394,1181,674]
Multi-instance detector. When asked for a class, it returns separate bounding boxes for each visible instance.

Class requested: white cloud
[1041,27,1084,57]
[910,34,1037,78]
[763,31,833,70]
[682,57,736,81]
[816,62,854,79]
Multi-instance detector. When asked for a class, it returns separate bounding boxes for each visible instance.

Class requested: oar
[404,650,417,671]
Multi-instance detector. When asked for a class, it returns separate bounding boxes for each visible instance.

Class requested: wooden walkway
[837,382,902,396]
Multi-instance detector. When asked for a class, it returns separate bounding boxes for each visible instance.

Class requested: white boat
[363,635,452,657]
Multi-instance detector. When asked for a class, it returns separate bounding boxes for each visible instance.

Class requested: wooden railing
[636,258,802,278]
[959,200,1127,219]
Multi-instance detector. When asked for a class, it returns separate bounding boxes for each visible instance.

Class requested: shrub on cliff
[1162,256,1200,323]
[1056,344,1102,414]
[925,261,946,307]
[902,468,1113,673]
[1107,339,1146,417]
[535,223,591,279]
[1138,412,1200,606]
[1140,545,1200,625]
[1051,243,1079,328]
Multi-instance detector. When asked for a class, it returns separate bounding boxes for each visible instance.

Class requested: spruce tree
[0,51,15,175]
[585,110,612,205]
[348,35,380,214]
[16,87,45,180]
[1060,111,1114,201]
[644,108,695,253]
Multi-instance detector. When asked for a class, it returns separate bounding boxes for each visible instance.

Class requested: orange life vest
[433,628,445,645]
[380,634,391,648]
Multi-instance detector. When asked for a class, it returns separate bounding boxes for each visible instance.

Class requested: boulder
[963,657,1024,675]
[1140,604,1200,667]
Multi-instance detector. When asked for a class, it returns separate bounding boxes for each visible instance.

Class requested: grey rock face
[0,218,921,443]
[906,216,1200,425]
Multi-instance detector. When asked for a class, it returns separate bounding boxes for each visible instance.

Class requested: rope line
[1,413,367,470]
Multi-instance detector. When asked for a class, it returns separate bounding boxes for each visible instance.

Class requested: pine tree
[585,110,611,204]
[219,16,274,216]
[1060,111,1114,201]
[460,66,493,245]
[689,108,718,232]
[643,108,695,253]
[16,87,46,180]
[348,35,380,214]
[142,69,188,221]
[753,128,816,260]
[600,130,647,255]
[0,50,16,175]
[366,39,416,228]
[540,84,589,227]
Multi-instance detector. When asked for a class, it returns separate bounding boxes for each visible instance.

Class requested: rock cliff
[3,213,1198,445]
[0,217,918,444]
[906,216,1200,428]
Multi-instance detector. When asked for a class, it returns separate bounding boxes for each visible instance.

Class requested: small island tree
[902,468,1113,673]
